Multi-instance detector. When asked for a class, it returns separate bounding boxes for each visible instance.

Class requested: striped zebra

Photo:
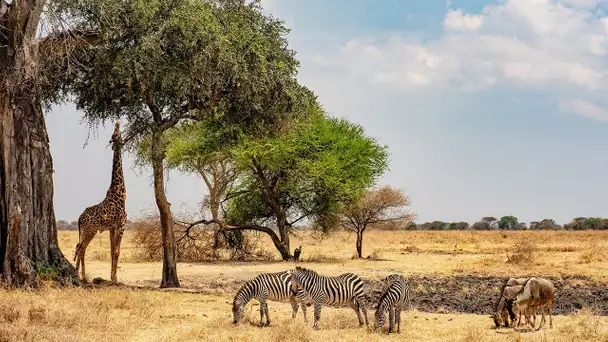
[232,271,310,326]
[289,266,369,330]
[374,274,413,333]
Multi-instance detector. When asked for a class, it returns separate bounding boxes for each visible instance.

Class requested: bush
[131,216,271,262]
[506,240,536,265]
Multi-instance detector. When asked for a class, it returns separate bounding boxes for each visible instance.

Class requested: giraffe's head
[110,122,122,147]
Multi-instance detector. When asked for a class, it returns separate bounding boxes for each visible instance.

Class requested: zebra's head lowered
[289,269,313,307]
[232,296,247,325]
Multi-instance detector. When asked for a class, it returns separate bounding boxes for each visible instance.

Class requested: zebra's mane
[295,266,318,276]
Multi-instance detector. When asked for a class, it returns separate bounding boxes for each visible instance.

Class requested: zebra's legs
[258,299,270,327]
[388,306,395,333]
[264,302,271,326]
[290,297,299,319]
[351,303,364,327]
[395,305,403,334]
[259,301,265,326]
[313,303,322,330]
[361,305,369,328]
[301,304,308,323]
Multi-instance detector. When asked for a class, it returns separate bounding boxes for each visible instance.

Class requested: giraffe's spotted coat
[74,122,127,283]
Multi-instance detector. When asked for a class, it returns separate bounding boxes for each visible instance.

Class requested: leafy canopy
[225,109,389,231]
[57,0,313,137]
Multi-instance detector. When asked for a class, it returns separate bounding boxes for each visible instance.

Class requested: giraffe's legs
[110,227,124,283]
[76,231,96,282]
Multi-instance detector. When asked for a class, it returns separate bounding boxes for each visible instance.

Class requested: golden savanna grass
[0,229,606,341]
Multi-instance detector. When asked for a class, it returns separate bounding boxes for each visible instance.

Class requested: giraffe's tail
[74,221,82,262]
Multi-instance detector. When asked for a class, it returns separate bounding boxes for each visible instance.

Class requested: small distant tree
[419,221,448,230]
[472,221,490,230]
[530,219,561,230]
[404,222,418,230]
[341,186,414,258]
[448,222,470,230]
[564,217,608,230]
[498,216,519,230]
[513,222,527,230]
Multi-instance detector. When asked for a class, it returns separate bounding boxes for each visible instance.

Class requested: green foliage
[448,222,470,230]
[226,112,389,232]
[418,221,448,230]
[498,215,518,230]
[529,219,561,230]
[56,0,313,138]
[36,262,60,281]
[564,217,608,230]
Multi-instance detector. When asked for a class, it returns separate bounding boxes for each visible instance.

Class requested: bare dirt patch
[407,275,608,315]
[170,273,608,316]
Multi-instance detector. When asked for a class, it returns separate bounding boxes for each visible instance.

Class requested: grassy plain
[0,230,607,341]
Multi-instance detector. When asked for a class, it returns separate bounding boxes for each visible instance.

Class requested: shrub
[0,305,20,323]
[506,240,536,265]
[131,216,270,262]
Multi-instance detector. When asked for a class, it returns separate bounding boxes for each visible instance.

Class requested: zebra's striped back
[232,271,297,324]
[291,267,365,306]
[375,274,413,331]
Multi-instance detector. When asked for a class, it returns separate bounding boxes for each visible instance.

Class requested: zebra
[374,274,413,333]
[232,271,311,326]
[289,266,369,330]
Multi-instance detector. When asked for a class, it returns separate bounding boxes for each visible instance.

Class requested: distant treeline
[410,216,608,231]
[56,219,134,231]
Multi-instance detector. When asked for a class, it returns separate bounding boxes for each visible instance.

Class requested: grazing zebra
[289,266,369,330]
[232,271,310,326]
[374,274,413,333]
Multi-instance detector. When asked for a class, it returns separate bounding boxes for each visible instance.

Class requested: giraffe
[74,122,127,283]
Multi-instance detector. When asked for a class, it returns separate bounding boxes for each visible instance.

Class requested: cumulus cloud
[444,9,483,31]
[560,99,608,122]
[312,0,608,121]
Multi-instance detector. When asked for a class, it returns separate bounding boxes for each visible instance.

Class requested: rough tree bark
[151,130,180,288]
[0,0,77,287]
[356,230,364,258]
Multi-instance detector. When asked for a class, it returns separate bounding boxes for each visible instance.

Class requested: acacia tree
[144,120,241,255]
[181,112,389,260]
[498,216,518,230]
[60,0,311,287]
[341,186,413,258]
[0,0,103,286]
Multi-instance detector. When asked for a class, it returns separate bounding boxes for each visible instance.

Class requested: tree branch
[174,218,280,243]
[37,30,99,57]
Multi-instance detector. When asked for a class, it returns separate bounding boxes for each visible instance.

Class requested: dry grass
[0,287,607,342]
[58,230,608,282]
[0,229,591,341]
[506,240,537,265]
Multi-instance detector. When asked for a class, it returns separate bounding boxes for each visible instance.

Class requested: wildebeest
[492,277,531,328]
[512,277,556,330]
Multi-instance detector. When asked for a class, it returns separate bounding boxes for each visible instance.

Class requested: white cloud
[311,0,608,122]
[559,0,598,8]
[444,9,484,31]
[560,99,608,122]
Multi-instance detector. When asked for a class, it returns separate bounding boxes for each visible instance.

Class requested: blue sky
[48,0,608,224]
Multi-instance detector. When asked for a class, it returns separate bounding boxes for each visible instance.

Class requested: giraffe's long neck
[107,141,126,202]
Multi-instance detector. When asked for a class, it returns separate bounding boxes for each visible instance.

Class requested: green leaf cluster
[55,0,313,136]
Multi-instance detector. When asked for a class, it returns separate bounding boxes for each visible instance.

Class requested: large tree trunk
[356,231,363,258]
[151,132,180,288]
[273,235,291,261]
[0,86,76,287]
[0,0,76,287]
